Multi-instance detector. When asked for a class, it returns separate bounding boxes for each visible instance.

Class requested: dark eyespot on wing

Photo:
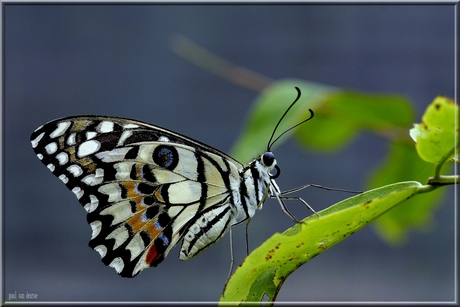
[152,145,178,170]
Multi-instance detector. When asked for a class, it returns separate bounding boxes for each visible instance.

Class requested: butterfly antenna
[267,87,314,151]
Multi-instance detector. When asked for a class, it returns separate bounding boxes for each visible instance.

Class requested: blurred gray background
[3,3,456,302]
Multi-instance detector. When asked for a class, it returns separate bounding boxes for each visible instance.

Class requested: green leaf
[410,96,459,165]
[229,79,333,162]
[295,90,414,151]
[220,181,425,303]
[367,141,447,245]
[294,110,356,150]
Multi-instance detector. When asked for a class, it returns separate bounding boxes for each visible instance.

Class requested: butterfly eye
[262,152,276,167]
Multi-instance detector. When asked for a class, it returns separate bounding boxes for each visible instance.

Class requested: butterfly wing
[30,115,244,277]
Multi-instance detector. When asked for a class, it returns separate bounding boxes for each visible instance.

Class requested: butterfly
[30,87,315,278]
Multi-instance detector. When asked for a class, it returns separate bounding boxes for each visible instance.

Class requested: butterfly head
[261,151,280,179]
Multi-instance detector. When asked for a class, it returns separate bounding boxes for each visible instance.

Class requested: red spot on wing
[146,244,163,266]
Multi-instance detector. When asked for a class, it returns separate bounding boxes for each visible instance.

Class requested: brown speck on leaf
[435,103,441,110]
[265,244,281,261]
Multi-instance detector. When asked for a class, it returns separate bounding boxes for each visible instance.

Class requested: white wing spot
[46,163,55,172]
[100,200,135,226]
[98,121,114,133]
[95,150,110,160]
[126,233,146,260]
[109,257,125,273]
[31,132,45,148]
[50,121,71,138]
[82,168,104,186]
[45,142,58,154]
[90,220,102,239]
[67,164,83,177]
[71,186,84,199]
[98,148,131,162]
[86,131,97,140]
[36,153,43,160]
[67,133,76,146]
[123,123,139,129]
[94,245,107,258]
[106,227,130,250]
[158,136,170,142]
[117,130,132,146]
[133,259,149,277]
[77,140,101,157]
[98,183,122,202]
[84,194,99,213]
[56,152,69,165]
[95,168,104,177]
[58,174,69,184]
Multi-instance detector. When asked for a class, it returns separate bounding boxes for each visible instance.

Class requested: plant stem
[169,34,273,91]
[427,175,459,186]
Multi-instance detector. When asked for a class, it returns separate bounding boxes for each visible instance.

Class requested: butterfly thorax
[233,152,278,222]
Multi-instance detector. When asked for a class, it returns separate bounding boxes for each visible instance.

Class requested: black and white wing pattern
[30,115,278,277]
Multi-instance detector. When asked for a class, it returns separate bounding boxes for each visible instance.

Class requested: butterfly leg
[277,183,360,219]
[222,226,236,295]
[227,227,235,282]
[245,219,251,256]
[281,183,362,195]
[278,195,320,217]
[272,192,301,223]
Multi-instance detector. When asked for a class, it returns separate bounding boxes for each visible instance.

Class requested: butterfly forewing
[31,116,267,277]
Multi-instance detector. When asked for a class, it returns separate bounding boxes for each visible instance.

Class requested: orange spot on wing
[155,188,164,202]
[128,163,143,181]
[126,212,163,240]
[126,213,144,233]
[145,222,163,240]
[122,182,138,198]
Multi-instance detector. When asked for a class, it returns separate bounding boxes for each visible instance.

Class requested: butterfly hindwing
[30,115,244,277]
